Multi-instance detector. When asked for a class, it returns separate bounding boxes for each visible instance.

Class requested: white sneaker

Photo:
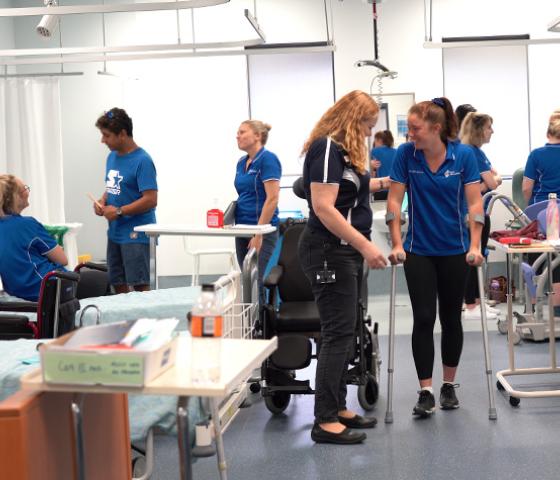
[486,305,501,315]
[463,308,498,320]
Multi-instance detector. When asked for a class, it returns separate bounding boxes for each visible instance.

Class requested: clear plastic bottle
[190,284,223,383]
[546,193,560,241]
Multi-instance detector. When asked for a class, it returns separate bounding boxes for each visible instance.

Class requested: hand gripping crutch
[385,253,405,424]
[469,254,498,421]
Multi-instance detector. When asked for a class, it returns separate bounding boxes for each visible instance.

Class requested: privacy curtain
[0,77,65,223]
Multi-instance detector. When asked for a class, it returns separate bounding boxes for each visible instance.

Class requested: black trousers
[298,227,363,424]
[404,253,469,380]
[464,215,491,304]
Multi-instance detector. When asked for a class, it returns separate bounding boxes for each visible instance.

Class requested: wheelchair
[0,270,81,339]
[260,218,381,414]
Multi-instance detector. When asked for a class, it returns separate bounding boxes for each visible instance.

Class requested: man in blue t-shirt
[94,108,157,293]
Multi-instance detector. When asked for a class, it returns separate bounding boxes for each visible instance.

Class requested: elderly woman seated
[0,175,68,301]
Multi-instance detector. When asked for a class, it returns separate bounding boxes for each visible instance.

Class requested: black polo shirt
[303,137,372,241]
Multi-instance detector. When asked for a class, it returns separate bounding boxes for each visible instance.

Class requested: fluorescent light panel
[0,0,229,17]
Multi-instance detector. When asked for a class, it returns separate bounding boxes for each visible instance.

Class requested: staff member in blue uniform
[522,112,560,310]
[234,120,281,305]
[387,97,484,417]
[522,113,560,205]
[298,90,388,445]
[94,108,157,294]
[370,129,397,200]
[0,175,68,301]
[459,112,502,321]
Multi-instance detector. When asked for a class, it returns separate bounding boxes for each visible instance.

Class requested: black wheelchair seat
[275,301,320,332]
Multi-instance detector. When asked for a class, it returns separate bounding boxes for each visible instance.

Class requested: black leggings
[404,253,469,380]
[464,215,491,304]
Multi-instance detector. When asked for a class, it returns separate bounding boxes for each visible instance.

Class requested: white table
[21,335,278,480]
[489,239,560,405]
[134,224,277,290]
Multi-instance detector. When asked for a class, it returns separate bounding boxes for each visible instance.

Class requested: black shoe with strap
[338,414,377,429]
[311,423,366,445]
[413,390,435,417]
[440,383,460,410]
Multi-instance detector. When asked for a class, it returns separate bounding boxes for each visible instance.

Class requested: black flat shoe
[311,424,366,445]
[338,414,377,429]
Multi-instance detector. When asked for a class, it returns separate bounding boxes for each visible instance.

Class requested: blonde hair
[0,174,18,217]
[302,90,379,174]
[242,120,272,146]
[459,112,493,147]
[548,112,560,140]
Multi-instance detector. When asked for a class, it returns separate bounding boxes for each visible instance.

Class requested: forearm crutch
[385,253,405,424]
[470,255,498,421]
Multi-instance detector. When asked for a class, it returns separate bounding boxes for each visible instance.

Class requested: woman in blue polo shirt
[522,113,560,205]
[370,130,397,201]
[459,112,502,321]
[0,175,68,301]
[234,120,281,304]
[387,97,484,418]
[298,90,389,445]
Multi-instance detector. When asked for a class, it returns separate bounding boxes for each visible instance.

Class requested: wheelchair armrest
[75,262,108,273]
[0,301,38,312]
[0,314,32,326]
[264,265,284,288]
[46,270,81,283]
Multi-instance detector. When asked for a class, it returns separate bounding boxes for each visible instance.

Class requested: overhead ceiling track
[0,0,229,17]
[0,42,335,67]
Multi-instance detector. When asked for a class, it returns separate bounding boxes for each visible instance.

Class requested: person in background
[455,104,477,131]
[459,112,502,321]
[387,97,484,418]
[94,108,157,294]
[370,130,397,201]
[234,120,281,305]
[522,112,560,313]
[299,90,388,445]
[0,175,68,301]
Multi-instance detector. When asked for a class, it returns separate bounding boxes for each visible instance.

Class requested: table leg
[506,252,515,371]
[210,397,228,480]
[177,396,193,480]
[71,394,86,480]
[547,252,557,369]
[149,235,158,290]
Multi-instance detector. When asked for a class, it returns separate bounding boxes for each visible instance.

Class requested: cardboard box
[39,322,178,387]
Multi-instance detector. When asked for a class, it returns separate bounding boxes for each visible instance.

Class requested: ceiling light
[548,16,560,33]
[36,0,57,38]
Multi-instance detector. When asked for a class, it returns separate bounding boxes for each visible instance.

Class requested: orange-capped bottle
[190,284,222,383]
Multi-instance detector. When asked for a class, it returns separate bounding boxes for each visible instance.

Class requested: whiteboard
[443,45,530,175]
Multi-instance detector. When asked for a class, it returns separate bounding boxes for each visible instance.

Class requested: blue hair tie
[105,111,114,119]
[431,98,445,108]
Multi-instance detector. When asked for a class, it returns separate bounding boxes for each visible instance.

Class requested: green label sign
[43,352,144,386]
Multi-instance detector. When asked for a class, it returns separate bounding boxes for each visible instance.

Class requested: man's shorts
[107,239,150,287]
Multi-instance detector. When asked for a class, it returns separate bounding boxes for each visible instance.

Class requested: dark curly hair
[95,107,133,137]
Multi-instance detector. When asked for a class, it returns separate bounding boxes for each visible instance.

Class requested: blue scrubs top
[0,215,65,301]
[390,141,480,256]
[234,147,282,226]
[523,143,560,205]
[470,145,492,211]
[105,147,157,244]
[371,145,397,186]
[304,137,372,240]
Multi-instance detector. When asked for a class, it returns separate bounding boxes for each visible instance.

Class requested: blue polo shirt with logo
[105,147,157,244]
[523,143,560,205]
[390,141,480,255]
[234,147,282,226]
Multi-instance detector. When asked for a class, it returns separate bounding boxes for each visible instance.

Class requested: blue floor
[147,329,560,480]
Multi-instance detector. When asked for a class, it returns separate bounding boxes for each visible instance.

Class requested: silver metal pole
[547,252,557,368]
[211,397,228,480]
[476,264,498,420]
[384,263,397,423]
[506,253,515,371]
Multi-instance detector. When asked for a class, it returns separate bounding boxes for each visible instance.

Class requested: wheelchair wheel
[264,391,291,415]
[357,373,378,411]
